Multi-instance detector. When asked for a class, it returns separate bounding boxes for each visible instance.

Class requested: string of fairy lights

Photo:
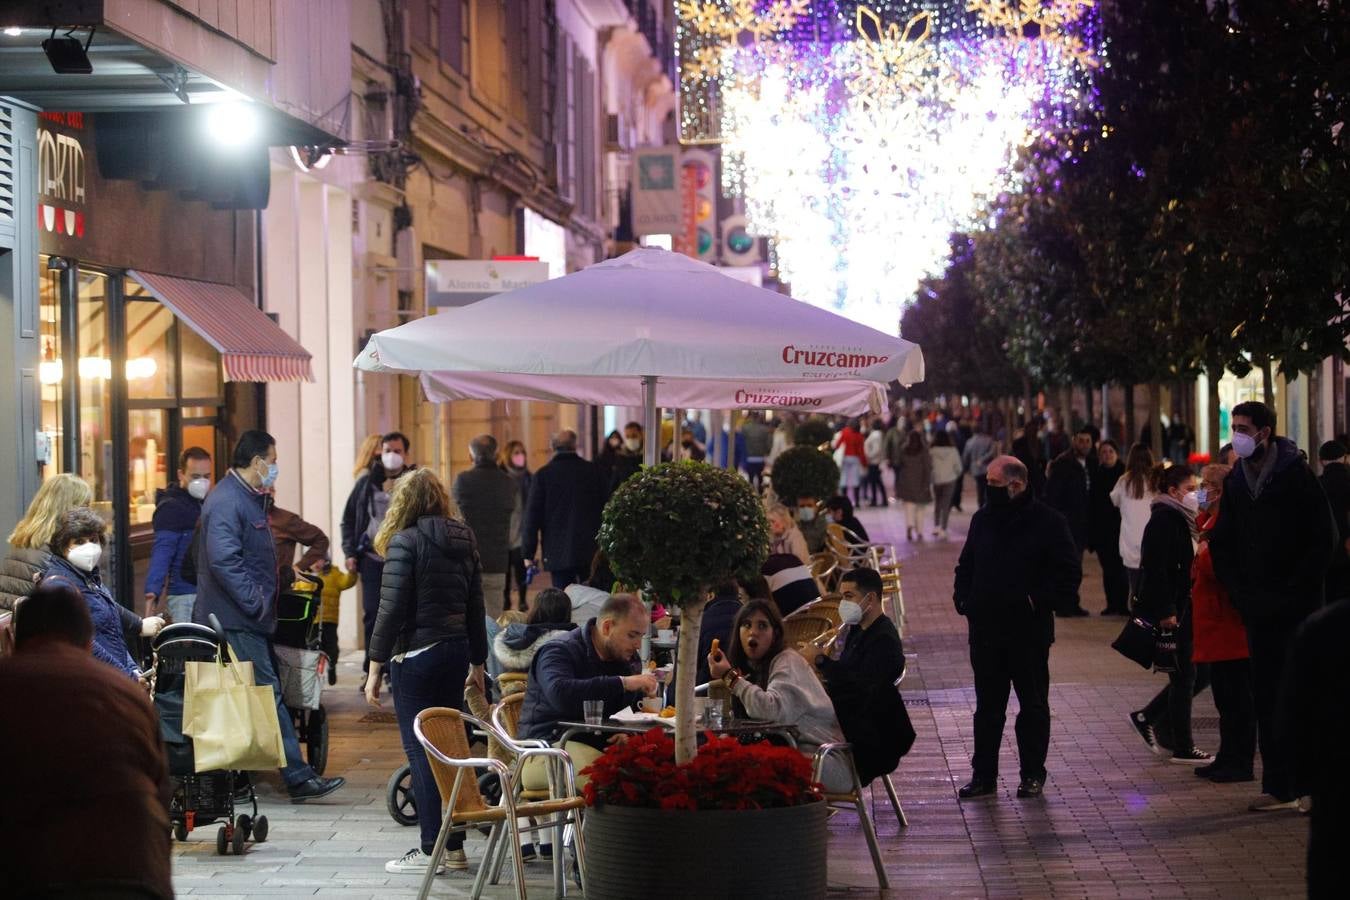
[676,0,1102,333]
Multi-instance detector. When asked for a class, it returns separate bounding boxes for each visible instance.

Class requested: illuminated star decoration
[677,0,812,81]
[849,7,938,106]
[967,0,1099,69]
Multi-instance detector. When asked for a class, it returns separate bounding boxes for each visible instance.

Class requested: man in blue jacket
[194,430,344,803]
[143,446,212,621]
[516,593,658,789]
[523,430,609,589]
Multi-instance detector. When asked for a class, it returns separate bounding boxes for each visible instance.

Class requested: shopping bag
[1111,616,1157,670]
[182,643,285,772]
[182,646,254,729]
[1153,628,1180,674]
[274,645,325,710]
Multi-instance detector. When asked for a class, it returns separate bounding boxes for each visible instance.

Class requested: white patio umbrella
[354,247,924,465]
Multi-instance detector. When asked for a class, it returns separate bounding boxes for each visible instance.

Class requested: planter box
[583,800,828,900]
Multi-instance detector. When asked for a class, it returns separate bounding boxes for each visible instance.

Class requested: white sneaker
[386,848,445,875]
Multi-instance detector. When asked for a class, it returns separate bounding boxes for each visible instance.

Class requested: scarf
[1152,493,1199,546]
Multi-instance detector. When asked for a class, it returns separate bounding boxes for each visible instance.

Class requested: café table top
[557,718,799,748]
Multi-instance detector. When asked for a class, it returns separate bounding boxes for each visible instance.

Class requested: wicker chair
[491,692,551,802]
[413,707,588,900]
[782,613,833,648]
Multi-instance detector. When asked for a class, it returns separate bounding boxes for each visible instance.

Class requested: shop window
[128,409,169,524]
[125,298,177,401]
[179,325,222,400]
[38,262,63,476]
[76,270,113,520]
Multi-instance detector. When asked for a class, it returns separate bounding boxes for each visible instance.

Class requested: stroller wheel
[253,815,269,843]
[216,825,229,855]
[173,822,188,842]
[231,819,247,855]
[236,813,252,842]
[387,764,417,826]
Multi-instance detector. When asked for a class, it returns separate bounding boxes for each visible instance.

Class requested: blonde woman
[1,474,93,611]
[363,467,487,876]
[767,503,811,566]
[352,433,383,479]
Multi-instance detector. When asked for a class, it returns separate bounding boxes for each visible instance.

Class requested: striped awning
[128,271,314,383]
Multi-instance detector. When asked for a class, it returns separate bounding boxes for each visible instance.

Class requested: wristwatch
[723,668,743,688]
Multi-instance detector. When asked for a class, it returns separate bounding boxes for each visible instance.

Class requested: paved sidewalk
[171,498,1309,898]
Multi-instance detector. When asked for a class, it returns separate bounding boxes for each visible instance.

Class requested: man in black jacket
[816,567,913,783]
[1317,440,1350,603]
[452,434,518,617]
[523,430,609,589]
[1044,428,1095,617]
[340,431,413,673]
[953,455,1080,800]
[1210,401,1335,812]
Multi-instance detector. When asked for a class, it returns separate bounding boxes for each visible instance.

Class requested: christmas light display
[678,0,1101,333]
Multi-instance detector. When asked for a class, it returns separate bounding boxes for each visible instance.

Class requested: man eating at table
[517,593,659,789]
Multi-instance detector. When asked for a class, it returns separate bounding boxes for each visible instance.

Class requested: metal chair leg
[570,808,590,897]
[471,823,503,900]
[501,793,529,900]
[882,773,908,828]
[418,809,458,900]
[856,789,890,890]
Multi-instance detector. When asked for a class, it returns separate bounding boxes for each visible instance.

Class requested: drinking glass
[583,700,604,725]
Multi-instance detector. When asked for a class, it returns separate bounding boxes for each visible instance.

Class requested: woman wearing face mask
[41,507,164,678]
[597,430,623,487]
[766,504,810,566]
[498,440,533,613]
[707,599,849,791]
[1,473,94,613]
[1128,464,1213,766]
[1188,464,1255,782]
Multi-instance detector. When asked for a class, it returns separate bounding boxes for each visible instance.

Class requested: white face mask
[381,451,404,471]
[1181,491,1200,514]
[187,477,209,500]
[624,437,642,452]
[67,541,102,573]
[1231,431,1258,459]
[838,599,864,626]
[798,507,816,522]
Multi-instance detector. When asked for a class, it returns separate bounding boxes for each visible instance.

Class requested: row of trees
[902,0,1350,453]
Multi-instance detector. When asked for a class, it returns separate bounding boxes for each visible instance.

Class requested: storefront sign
[521,208,566,279]
[37,111,90,241]
[425,260,550,307]
[631,147,682,237]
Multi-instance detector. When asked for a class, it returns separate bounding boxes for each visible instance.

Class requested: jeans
[389,639,470,855]
[1248,619,1299,800]
[864,464,887,505]
[839,456,862,494]
[165,593,196,625]
[933,481,956,531]
[1140,614,1210,752]
[549,567,586,590]
[1209,658,1256,773]
[970,640,1051,782]
[225,629,316,788]
[506,547,528,611]
[359,555,383,671]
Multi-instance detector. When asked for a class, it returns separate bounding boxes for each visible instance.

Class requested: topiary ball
[794,417,835,448]
[770,446,840,506]
[598,461,769,606]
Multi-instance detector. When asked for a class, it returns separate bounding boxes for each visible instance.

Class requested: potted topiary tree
[598,460,769,764]
[770,445,840,507]
[794,416,836,449]
[590,462,826,899]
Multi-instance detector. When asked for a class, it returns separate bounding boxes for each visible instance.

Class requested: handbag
[1111,616,1157,669]
[182,642,285,772]
[1153,628,1180,674]
[182,647,254,728]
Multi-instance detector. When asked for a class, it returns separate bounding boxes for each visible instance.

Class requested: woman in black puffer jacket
[364,467,487,876]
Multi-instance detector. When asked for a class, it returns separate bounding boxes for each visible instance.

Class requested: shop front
[35,110,311,606]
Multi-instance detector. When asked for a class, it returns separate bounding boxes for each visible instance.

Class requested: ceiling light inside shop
[39,357,159,384]
[4,27,22,36]
[205,102,260,147]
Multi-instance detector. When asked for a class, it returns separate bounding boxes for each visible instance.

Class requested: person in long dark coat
[1089,440,1129,614]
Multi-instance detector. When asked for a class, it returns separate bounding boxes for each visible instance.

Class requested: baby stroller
[273,572,330,774]
[151,613,269,855]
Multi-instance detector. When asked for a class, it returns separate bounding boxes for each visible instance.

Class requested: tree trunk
[1022,377,1034,427]
[1148,383,1164,460]
[1058,385,1073,431]
[1124,383,1136,449]
[1207,368,1223,458]
[1084,382,1095,428]
[1261,359,1276,408]
[673,596,707,764]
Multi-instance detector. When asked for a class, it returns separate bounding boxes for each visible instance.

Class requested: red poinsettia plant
[581,728,822,811]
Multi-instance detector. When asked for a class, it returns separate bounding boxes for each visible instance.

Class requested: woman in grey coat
[894,431,933,541]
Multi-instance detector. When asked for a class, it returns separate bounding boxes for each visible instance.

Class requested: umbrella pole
[643,375,659,467]
[671,408,683,462]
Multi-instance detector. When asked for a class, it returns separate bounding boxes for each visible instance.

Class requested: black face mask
[986,485,1011,507]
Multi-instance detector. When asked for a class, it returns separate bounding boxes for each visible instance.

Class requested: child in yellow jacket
[315,561,358,684]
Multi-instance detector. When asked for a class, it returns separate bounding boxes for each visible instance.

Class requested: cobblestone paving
[172,496,1309,898]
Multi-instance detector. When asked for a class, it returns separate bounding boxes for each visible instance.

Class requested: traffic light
[721,214,760,266]
[679,148,717,261]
